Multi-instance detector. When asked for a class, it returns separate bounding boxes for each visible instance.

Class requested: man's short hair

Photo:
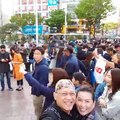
[1,45,6,49]
[73,72,86,82]
[34,47,45,55]
[64,45,73,54]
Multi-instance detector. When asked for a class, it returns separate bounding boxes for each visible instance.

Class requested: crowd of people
[0,37,120,120]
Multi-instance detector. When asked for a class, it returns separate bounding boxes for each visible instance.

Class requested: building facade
[15,0,80,18]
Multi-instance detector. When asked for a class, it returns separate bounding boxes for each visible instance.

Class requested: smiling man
[40,79,76,120]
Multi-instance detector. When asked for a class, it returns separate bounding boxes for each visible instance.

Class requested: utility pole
[35,0,39,46]
[0,0,3,26]
[64,4,67,40]
[58,0,60,10]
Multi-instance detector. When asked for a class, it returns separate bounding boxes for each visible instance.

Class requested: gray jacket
[102,90,120,120]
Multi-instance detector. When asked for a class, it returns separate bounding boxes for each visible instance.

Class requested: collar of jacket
[53,102,73,117]
[79,109,95,120]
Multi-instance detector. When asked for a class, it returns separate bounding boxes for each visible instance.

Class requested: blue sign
[48,0,58,6]
[22,25,43,35]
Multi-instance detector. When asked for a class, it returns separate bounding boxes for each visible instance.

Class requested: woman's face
[104,70,112,86]
[76,91,95,116]
[11,50,15,54]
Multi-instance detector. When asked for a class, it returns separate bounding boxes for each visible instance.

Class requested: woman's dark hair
[77,87,95,102]
[51,68,69,87]
[10,46,20,57]
[56,46,64,60]
[111,68,120,96]
[10,46,20,53]
[34,47,45,55]
[42,44,48,50]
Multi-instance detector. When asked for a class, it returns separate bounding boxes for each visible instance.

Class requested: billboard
[22,25,43,35]
[48,0,58,6]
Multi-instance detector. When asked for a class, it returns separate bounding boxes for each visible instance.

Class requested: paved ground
[0,77,36,120]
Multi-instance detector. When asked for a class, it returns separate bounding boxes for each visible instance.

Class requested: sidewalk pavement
[0,77,36,120]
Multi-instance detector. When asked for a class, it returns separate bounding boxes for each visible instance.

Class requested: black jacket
[72,106,102,120]
[40,102,73,120]
[0,52,11,73]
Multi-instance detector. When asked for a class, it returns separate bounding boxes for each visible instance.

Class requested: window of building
[42,0,47,3]
[42,12,48,18]
[37,0,41,3]
[42,5,48,10]
[38,6,41,10]
[18,0,20,5]
[29,0,34,4]
[22,0,27,5]
[22,6,27,12]
[29,6,34,11]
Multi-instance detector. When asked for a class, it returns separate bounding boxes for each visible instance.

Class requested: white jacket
[102,90,120,120]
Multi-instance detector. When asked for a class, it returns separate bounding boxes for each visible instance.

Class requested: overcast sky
[1,0,120,22]
[103,0,120,23]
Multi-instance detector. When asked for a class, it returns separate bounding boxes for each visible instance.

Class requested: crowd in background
[0,36,120,120]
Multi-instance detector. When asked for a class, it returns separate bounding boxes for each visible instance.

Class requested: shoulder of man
[40,107,61,120]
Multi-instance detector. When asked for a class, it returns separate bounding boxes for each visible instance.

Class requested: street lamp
[35,0,38,46]
[64,4,67,40]
[0,0,3,26]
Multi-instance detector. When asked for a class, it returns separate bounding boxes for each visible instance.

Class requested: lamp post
[0,0,3,26]
[64,4,67,40]
[35,0,39,46]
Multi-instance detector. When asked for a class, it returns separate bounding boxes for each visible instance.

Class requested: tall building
[15,0,80,18]
[15,0,52,18]
[60,0,80,19]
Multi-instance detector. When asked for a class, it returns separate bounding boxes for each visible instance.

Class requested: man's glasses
[56,92,76,97]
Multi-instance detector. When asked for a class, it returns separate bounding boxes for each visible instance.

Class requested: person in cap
[0,45,13,91]
[39,79,76,120]
[63,45,79,79]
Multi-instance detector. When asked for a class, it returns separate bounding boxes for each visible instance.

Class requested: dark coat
[64,54,79,78]
[30,58,49,95]
[0,52,11,73]
[25,73,54,110]
[40,102,73,120]
[59,55,68,68]
[72,106,102,120]
[20,49,28,63]
[103,53,112,61]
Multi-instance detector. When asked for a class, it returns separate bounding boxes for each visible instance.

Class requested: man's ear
[53,92,57,100]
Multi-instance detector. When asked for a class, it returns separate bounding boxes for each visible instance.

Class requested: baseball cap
[55,79,75,92]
